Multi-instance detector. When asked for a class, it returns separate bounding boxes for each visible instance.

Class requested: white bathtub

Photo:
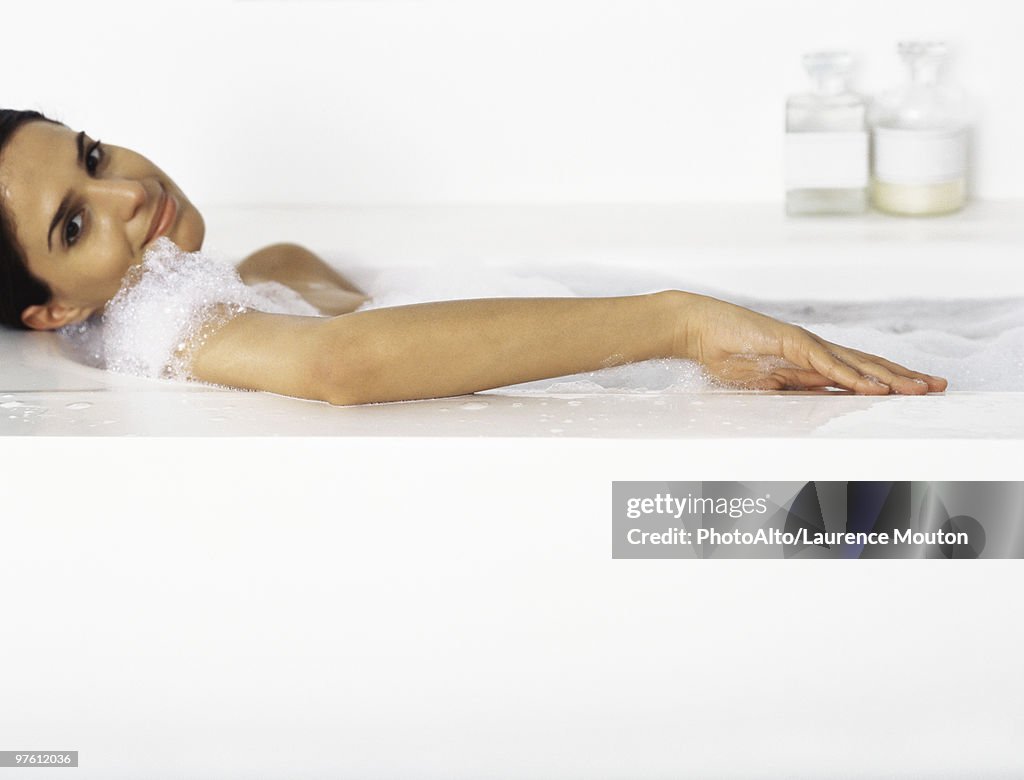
[2,201,1022,438]
[3,204,1022,779]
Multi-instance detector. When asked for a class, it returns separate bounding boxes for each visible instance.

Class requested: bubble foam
[58,237,318,382]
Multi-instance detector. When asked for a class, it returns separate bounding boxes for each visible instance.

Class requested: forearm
[320,291,679,405]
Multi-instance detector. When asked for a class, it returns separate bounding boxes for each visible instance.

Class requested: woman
[0,109,947,405]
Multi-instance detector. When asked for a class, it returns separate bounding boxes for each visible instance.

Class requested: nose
[85,177,148,222]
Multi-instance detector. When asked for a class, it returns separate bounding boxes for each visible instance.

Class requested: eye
[86,140,103,175]
[65,212,84,247]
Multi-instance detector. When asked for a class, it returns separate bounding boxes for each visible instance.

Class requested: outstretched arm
[187,290,946,406]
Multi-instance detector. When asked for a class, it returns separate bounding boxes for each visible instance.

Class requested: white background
[5,0,1023,205]
[3,3,1022,777]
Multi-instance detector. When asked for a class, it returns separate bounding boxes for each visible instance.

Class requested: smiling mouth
[143,186,178,249]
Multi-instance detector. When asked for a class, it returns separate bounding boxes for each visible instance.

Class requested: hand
[672,292,948,394]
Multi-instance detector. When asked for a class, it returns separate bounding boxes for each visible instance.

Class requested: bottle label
[784,131,868,189]
[873,127,968,185]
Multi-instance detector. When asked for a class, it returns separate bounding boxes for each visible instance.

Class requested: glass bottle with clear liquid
[785,51,868,215]
[870,41,970,216]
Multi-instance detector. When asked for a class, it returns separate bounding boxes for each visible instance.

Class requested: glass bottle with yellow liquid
[870,41,970,216]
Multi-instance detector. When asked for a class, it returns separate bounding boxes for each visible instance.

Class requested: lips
[143,186,178,249]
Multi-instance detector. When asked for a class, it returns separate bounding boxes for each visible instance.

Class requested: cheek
[93,249,136,288]
[94,258,133,297]
[60,256,130,304]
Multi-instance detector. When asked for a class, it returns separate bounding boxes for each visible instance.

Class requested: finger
[708,360,833,391]
[838,352,931,395]
[742,375,788,391]
[845,348,948,392]
[837,348,937,394]
[806,345,890,395]
[741,374,826,391]
[772,367,836,389]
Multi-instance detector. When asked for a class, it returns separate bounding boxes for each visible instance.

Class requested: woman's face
[0,120,205,330]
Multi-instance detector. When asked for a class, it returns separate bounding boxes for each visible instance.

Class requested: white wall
[5,0,1022,205]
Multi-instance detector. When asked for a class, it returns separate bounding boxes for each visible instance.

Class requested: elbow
[313,322,388,406]
[317,366,360,406]
[316,350,368,407]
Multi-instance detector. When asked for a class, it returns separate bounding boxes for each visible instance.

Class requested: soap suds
[57,237,318,382]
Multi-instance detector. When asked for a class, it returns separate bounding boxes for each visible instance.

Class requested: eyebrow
[47,131,86,253]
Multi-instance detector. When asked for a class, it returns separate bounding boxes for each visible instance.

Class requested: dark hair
[0,109,63,329]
